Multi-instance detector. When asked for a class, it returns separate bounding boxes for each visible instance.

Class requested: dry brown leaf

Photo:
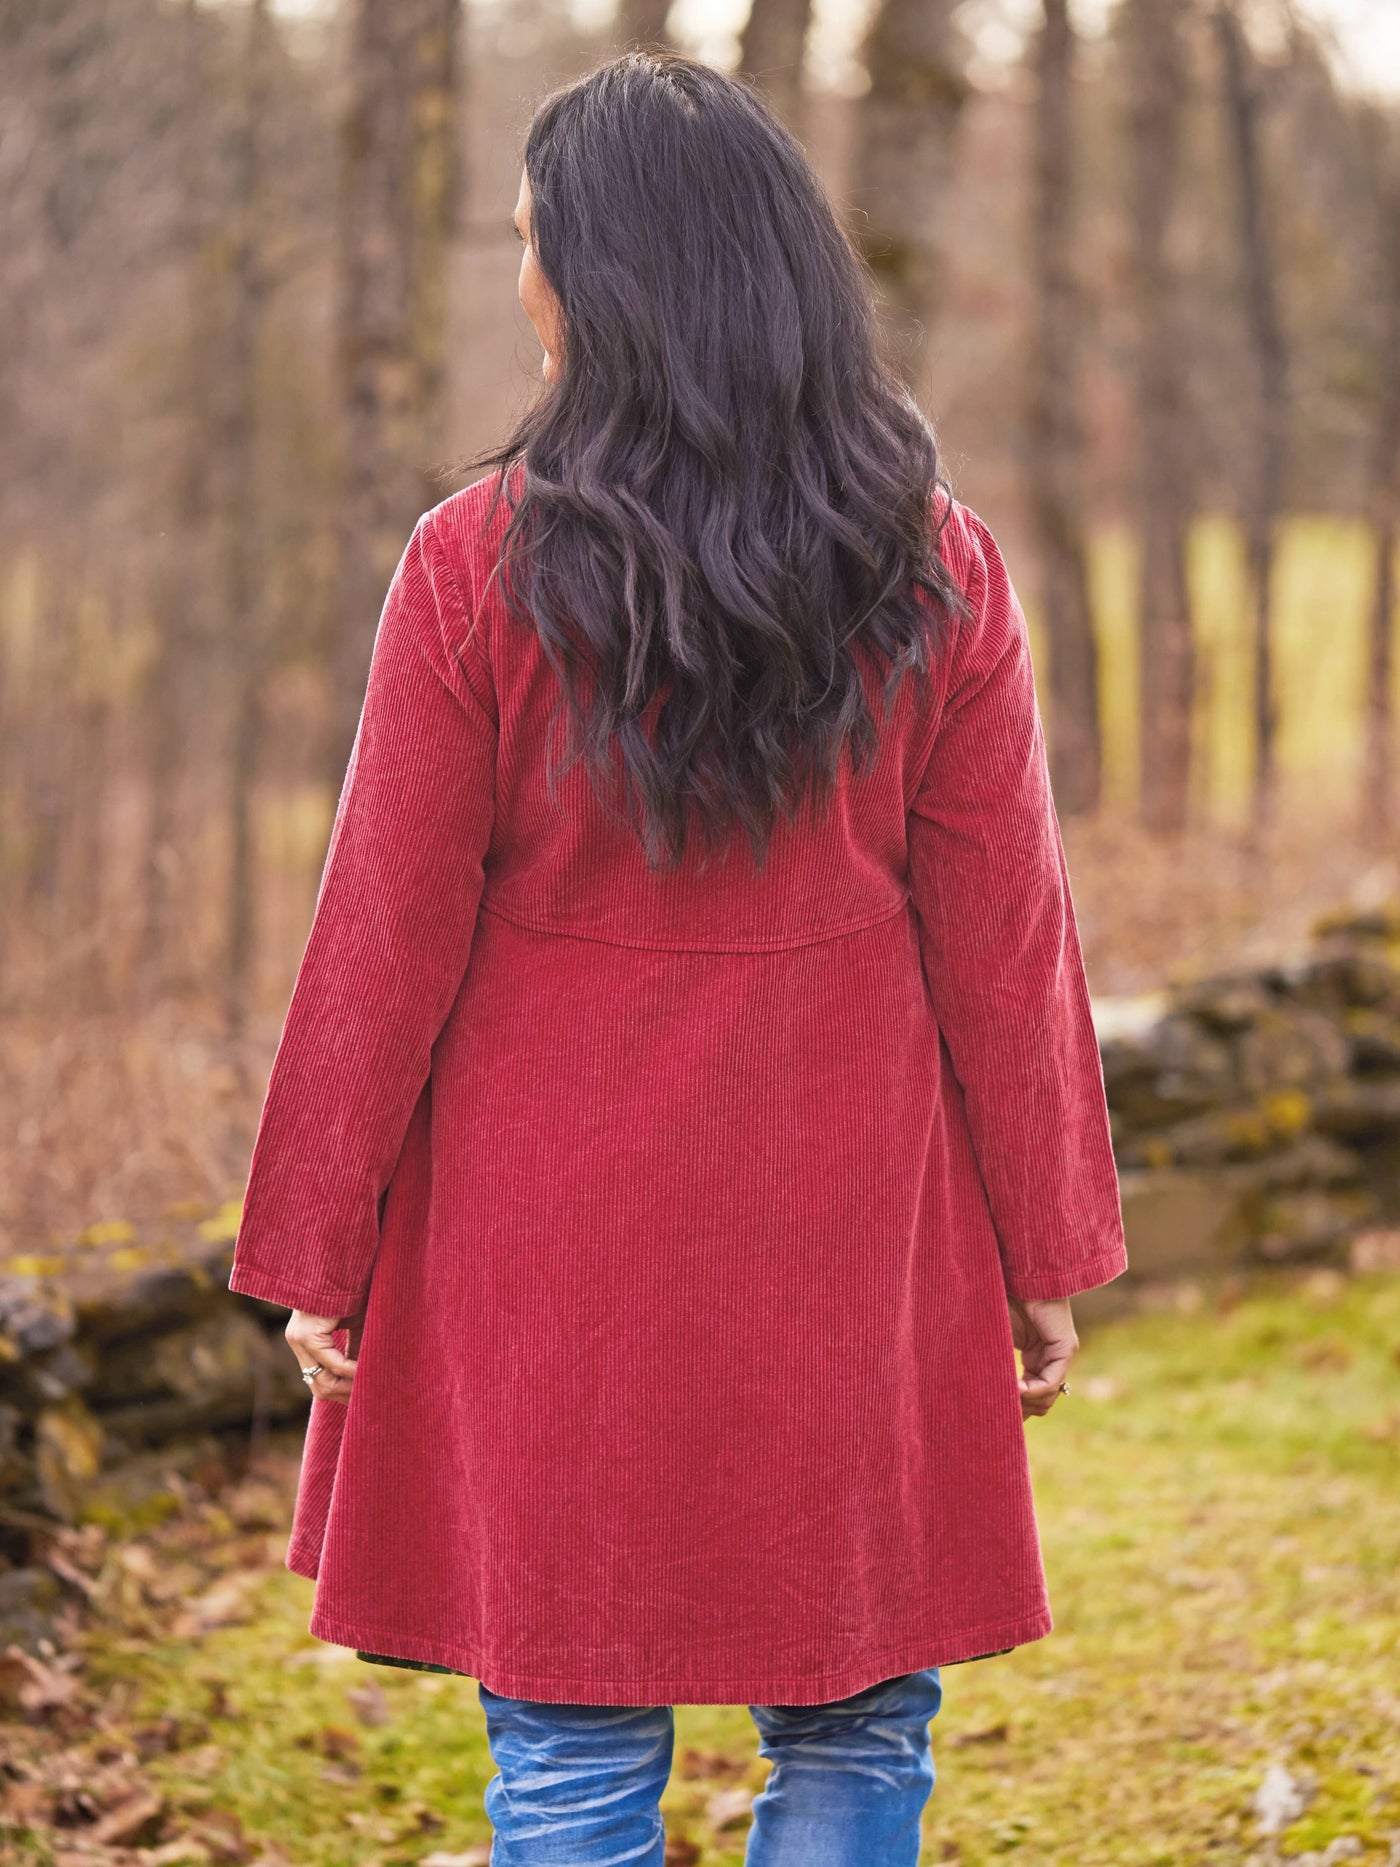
[951,1722,1011,1747]
[0,1643,82,1716]
[170,1576,254,1637]
[704,1785,756,1831]
[144,1839,215,1865]
[347,1678,390,1727]
[676,1744,748,1782]
[89,1787,165,1847]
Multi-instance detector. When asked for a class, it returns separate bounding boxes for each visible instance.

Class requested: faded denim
[477,1666,943,1866]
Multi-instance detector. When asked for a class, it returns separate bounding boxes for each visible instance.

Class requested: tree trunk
[1125,0,1195,837]
[330,0,462,791]
[1028,0,1101,818]
[1363,147,1400,846]
[739,0,814,131]
[219,0,273,1034]
[141,0,214,998]
[1216,0,1287,832]
[849,0,970,394]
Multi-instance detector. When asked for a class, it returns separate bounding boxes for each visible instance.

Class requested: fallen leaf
[347,1678,390,1727]
[1252,1761,1314,1836]
[145,1838,215,1865]
[2,1778,51,1823]
[0,1644,81,1716]
[664,1837,703,1865]
[189,1809,253,1862]
[676,1745,748,1782]
[951,1721,1010,1747]
[89,1787,165,1846]
[705,1785,756,1831]
[172,1576,254,1636]
[313,1723,361,1759]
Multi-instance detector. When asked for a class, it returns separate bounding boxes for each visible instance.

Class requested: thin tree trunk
[739,0,814,130]
[220,0,274,1034]
[142,0,213,996]
[850,0,970,394]
[1125,0,1195,837]
[330,0,461,790]
[410,0,461,472]
[1363,154,1400,845]
[1028,0,1101,818]
[1216,1,1287,831]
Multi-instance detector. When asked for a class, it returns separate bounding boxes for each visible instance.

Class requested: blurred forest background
[2,0,1400,1247]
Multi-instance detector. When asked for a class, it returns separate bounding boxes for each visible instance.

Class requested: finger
[286,1328,358,1382]
[307,1338,358,1380]
[309,1373,353,1405]
[1019,1372,1069,1412]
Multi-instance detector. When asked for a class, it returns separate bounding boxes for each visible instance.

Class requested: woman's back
[446,471,944,950]
[229,456,1125,1704]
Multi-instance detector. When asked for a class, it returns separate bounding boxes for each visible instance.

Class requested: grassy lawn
[8,1269,1399,1866]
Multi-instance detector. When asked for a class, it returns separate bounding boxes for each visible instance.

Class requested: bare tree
[1362,130,1400,844]
[1215,0,1288,830]
[1124,0,1196,836]
[850,0,970,393]
[1027,0,1101,817]
[331,0,463,787]
[739,0,813,129]
[219,0,274,1033]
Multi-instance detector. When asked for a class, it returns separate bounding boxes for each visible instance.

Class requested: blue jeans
[478,1666,943,1865]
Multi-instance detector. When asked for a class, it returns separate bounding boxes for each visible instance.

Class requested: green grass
[56,1272,1400,1864]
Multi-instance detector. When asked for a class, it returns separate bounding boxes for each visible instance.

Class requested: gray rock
[0,1281,76,1358]
[0,1567,63,1655]
[1235,1006,1352,1094]
[1118,1169,1251,1279]
[1311,1077,1400,1137]
[1251,1186,1378,1262]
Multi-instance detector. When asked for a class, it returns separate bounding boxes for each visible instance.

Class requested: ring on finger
[301,1364,324,1385]
[1058,1381,1071,1395]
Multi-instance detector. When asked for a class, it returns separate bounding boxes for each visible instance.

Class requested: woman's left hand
[286,1310,362,1405]
[1007,1296,1078,1418]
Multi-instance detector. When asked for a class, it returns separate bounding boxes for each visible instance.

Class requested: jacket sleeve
[907,500,1126,1303]
[227,509,497,1316]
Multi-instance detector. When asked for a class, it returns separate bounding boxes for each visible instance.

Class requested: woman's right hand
[285,1310,361,1405]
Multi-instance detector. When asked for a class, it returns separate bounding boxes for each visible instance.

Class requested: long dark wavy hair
[464,50,970,874]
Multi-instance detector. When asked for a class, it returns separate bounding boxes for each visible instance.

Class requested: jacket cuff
[227,1257,368,1318]
[1001,1239,1129,1303]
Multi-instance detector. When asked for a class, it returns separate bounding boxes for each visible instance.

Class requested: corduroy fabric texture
[228,470,1127,1706]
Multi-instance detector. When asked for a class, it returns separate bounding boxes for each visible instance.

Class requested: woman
[229,49,1126,1867]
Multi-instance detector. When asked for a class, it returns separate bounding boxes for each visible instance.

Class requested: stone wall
[1098,903,1400,1294]
[1,902,1398,1562]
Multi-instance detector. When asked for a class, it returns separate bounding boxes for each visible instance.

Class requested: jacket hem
[299,1603,1054,1706]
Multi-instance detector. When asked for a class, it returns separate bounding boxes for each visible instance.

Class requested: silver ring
[301,1364,324,1384]
[1058,1381,1071,1395]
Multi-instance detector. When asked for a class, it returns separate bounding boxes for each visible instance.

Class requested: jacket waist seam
[475,892,912,955]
